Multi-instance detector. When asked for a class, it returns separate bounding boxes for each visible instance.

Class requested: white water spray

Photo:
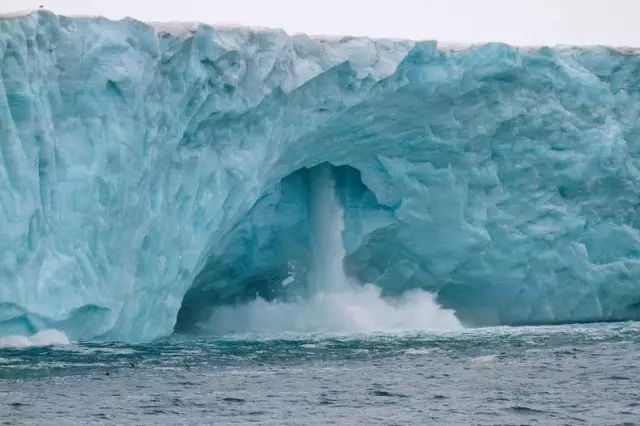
[0,329,70,349]
[204,165,462,335]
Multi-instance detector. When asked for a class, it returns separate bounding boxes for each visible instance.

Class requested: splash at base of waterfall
[199,282,461,336]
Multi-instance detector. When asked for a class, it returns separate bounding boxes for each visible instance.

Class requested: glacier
[1,11,640,342]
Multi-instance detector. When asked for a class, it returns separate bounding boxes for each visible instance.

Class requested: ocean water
[1,323,639,425]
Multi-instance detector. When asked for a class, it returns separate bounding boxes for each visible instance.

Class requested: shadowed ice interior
[174,163,462,335]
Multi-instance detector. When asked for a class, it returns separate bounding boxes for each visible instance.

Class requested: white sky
[1,0,639,46]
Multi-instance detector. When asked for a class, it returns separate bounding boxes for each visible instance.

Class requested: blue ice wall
[1,11,640,341]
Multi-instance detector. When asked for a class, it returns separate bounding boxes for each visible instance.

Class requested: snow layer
[1,11,640,342]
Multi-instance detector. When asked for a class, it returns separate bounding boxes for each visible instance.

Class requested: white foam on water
[472,354,497,363]
[0,329,70,349]
[404,348,439,355]
[53,346,138,355]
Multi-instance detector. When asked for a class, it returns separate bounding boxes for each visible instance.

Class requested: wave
[0,329,70,349]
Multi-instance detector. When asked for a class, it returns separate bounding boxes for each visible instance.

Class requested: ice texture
[1,11,640,342]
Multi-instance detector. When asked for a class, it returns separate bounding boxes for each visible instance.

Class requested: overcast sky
[2,0,639,46]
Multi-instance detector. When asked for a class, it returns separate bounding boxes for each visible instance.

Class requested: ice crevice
[1,11,640,342]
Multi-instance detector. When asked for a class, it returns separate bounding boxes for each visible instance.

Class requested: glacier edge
[1,11,640,342]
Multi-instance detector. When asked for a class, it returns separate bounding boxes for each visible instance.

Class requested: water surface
[1,323,639,425]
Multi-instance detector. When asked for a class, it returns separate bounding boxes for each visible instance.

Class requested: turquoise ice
[1,11,640,342]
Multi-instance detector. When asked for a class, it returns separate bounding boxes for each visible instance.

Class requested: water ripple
[0,322,639,424]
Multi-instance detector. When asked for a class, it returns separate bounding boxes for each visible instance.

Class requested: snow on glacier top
[2,9,640,53]
[0,9,36,18]
[0,9,531,51]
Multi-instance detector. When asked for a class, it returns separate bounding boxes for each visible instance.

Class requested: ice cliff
[1,11,640,342]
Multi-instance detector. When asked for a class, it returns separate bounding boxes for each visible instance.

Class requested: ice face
[1,11,640,342]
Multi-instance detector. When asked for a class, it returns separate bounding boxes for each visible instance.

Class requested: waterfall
[307,164,348,294]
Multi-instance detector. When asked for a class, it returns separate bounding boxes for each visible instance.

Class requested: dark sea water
[1,323,639,425]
